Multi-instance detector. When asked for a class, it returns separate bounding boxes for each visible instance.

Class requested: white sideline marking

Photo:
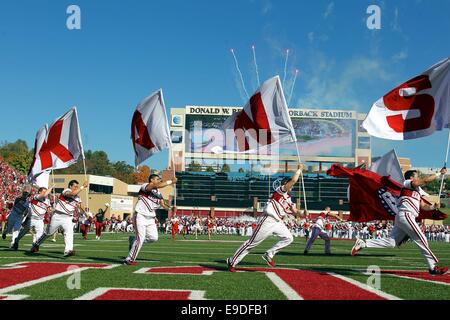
[265,272,303,300]
[327,272,401,300]
[382,273,450,286]
[134,266,217,276]
[0,294,29,300]
[74,287,206,300]
[0,262,119,296]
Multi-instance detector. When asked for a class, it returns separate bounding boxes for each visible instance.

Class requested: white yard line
[327,272,401,300]
[265,272,303,300]
[74,287,207,300]
[380,273,450,286]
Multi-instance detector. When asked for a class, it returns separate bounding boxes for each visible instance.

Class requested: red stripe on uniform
[230,216,268,266]
[405,213,438,263]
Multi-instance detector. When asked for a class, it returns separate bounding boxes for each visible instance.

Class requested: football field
[0,233,449,300]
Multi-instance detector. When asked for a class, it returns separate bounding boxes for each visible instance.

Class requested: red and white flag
[221,76,296,152]
[28,124,50,188]
[28,107,85,177]
[131,89,171,167]
[363,57,450,140]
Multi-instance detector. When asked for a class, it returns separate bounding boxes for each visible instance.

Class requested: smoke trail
[282,49,290,88]
[288,69,299,105]
[252,45,260,87]
[230,49,250,99]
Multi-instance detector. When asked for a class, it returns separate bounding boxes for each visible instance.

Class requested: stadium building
[168,106,371,217]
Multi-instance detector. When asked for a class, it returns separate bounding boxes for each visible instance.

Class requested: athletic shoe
[11,241,18,251]
[30,244,39,253]
[51,239,56,243]
[429,266,449,276]
[351,239,366,256]
[262,253,276,267]
[123,259,138,266]
[226,258,236,272]
[1,232,6,240]
[63,250,75,257]
[303,250,308,255]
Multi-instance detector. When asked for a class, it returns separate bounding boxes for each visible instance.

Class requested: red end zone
[136,266,397,300]
[0,262,115,299]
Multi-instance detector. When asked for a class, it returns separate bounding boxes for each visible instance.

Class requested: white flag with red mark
[28,107,85,178]
[221,75,296,153]
[28,124,50,188]
[363,57,450,140]
[131,89,171,167]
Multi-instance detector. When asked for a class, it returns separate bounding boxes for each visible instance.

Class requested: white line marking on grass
[0,294,29,300]
[0,262,117,295]
[327,272,401,300]
[265,272,303,300]
[134,266,217,276]
[276,263,425,269]
[74,288,207,300]
[380,273,450,286]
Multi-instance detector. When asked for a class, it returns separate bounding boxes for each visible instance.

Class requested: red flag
[327,164,447,222]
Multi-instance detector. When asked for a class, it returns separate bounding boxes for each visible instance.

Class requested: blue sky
[0,0,449,170]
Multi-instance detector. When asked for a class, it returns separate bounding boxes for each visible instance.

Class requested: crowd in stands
[0,159,449,243]
[158,215,450,243]
[0,160,27,230]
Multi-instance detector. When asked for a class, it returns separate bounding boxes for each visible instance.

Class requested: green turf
[0,233,449,300]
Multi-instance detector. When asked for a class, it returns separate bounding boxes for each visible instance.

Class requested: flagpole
[438,130,450,199]
[82,157,89,209]
[294,142,308,212]
[51,169,56,208]
[170,146,177,208]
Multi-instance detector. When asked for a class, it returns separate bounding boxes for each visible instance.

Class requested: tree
[112,161,135,184]
[222,164,230,173]
[132,165,151,184]
[206,166,215,172]
[188,161,202,172]
[0,140,33,174]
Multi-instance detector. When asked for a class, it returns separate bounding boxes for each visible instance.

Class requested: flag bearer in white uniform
[31,180,87,257]
[12,186,54,250]
[124,173,175,266]
[226,165,305,272]
[351,168,448,276]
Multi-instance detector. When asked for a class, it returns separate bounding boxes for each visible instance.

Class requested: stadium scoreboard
[170,106,370,171]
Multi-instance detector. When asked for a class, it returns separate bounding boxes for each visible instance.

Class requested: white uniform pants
[16,217,45,245]
[35,213,74,253]
[229,215,293,267]
[127,214,158,262]
[304,226,331,254]
[365,211,439,269]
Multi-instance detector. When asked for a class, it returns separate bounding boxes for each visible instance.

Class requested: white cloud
[297,54,394,111]
[391,7,402,32]
[308,32,315,42]
[261,0,272,15]
[324,2,334,19]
